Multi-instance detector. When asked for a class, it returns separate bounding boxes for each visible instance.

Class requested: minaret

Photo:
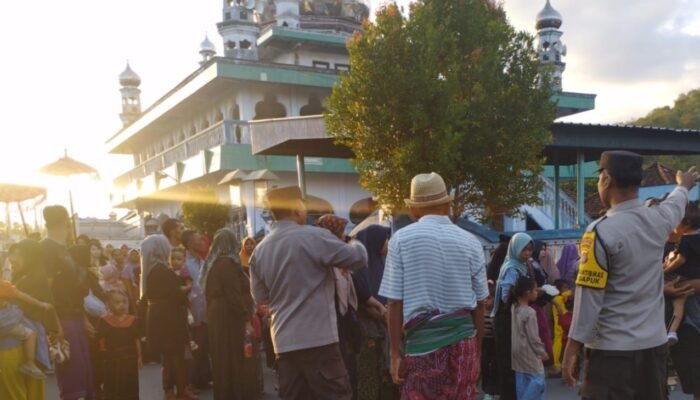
[275,0,299,28]
[218,0,260,60]
[118,62,142,127]
[536,0,567,91]
[199,34,217,66]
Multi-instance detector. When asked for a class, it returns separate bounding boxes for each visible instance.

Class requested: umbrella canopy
[349,209,390,237]
[0,183,46,203]
[39,150,98,178]
[218,169,249,186]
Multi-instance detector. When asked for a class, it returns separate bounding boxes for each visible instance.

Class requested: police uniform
[569,151,689,400]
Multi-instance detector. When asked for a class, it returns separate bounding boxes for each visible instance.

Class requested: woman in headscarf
[316,214,361,400]
[533,241,560,285]
[353,224,398,400]
[557,244,579,286]
[202,228,252,400]
[492,233,534,400]
[487,235,511,282]
[0,240,57,400]
[238,236,265,398]
[70,244,107,398]
[143,235,193,400]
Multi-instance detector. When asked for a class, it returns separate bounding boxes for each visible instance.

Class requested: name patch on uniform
[575,231,608,289]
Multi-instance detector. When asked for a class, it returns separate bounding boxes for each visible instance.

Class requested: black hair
[161,218,181,239]
[512,276,537,302]
[682,200,700,230]
[181,229,199,250]
[610,175,642,189]
[553,279,570,292]
[89,238,102,249]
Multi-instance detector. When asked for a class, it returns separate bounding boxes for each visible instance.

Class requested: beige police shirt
[569,186,688,351]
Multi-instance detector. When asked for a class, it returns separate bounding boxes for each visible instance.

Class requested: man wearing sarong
[379,172,488,400]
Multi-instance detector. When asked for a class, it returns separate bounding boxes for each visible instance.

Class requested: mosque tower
[536,0,567,91]
[118,62,142,127]
[275,0,300,28]
[199,34,217,66]
[218,0,260,60]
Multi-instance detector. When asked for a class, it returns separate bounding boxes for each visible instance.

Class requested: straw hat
[404,172,453,208]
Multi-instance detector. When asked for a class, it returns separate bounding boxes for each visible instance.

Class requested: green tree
[181,188,230,239]
[326,0,556,221]
[630,89,700,171]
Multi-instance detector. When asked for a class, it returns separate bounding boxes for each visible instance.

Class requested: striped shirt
[379,215,489,322]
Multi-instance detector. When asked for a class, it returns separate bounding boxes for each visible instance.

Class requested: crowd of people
[2,150,700,400]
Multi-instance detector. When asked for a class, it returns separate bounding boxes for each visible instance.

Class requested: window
[240,40,252,49]
[312,61,330,69]
[335,63,350,72]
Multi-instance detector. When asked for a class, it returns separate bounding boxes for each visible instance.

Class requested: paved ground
[45,365,693,399]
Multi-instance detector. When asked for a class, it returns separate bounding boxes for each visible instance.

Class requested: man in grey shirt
[250,186,367,400]
[563,150,700,399]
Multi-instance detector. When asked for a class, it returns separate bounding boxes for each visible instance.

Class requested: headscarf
[317,215,357,315]
[11,240,56,330]
[200,228,241,294]
[139,234,171,298]
[354,224,391,304]
[492,232,533,316]
[317,214,348,240]
[486,242,509,282]
[239,237,256,267]
[557,244,580,285]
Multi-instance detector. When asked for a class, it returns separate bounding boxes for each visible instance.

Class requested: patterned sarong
[400,336,479,400]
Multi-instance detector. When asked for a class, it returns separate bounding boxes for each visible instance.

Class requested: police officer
[562,150,700,399]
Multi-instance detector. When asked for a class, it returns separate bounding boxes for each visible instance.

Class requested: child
[0,279,52,378]
[96,290,142,400]
[663,200,700,345]
[481,280,498,400]
[169,247,198,351]
[551,279,573,375]
[511,276,549,400]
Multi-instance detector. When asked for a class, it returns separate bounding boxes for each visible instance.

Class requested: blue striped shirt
[379,215,489,322]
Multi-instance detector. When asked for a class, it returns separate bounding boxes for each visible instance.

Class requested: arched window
[253,93,287,120]
[215,110,224,122]
[300,95,325,116]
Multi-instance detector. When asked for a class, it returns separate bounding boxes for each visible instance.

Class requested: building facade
[107,0,595,237]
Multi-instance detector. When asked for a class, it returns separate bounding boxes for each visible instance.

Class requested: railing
[536,175,588,229]
[115,120,250,185]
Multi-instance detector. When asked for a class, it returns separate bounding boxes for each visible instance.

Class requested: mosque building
[107,0,596,237]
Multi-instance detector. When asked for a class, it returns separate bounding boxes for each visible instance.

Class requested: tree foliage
[326,0,556,221]
[181,188,230,239]
[630,89,700,171]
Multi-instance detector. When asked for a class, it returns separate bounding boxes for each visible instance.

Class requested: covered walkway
[250,115,700,229]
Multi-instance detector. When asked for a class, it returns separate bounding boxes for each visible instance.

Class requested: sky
[1,0,700,220]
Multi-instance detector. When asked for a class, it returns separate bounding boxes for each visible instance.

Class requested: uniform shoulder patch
[575,229,609,289]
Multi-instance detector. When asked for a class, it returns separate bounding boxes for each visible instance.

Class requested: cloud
[504,0,700,84]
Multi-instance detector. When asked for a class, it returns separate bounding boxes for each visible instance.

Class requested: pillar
[576,150,585,227]
[296,154,307,199]
[554,161,560,230]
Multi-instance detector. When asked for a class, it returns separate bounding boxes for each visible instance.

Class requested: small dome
[536,0,562,30]
[119,62,141,87]
[200,34,216,54]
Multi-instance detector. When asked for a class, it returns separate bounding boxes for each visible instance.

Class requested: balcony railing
[115,120,249,186]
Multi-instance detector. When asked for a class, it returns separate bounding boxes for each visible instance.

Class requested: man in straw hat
[249,186,367,400]
[379,172,488,399]
[562,152,700,399]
